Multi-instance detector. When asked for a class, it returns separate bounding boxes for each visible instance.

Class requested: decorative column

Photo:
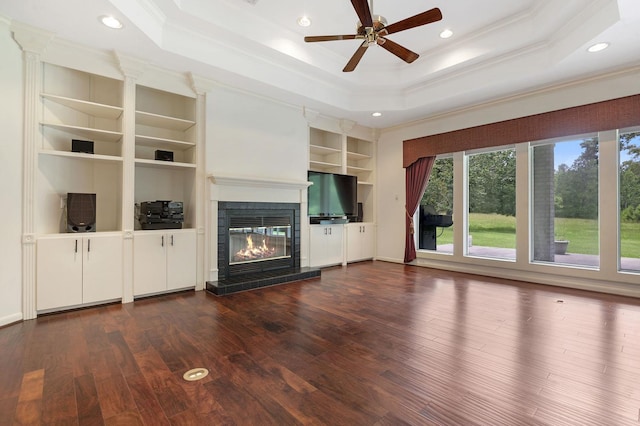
[12,25,53,320]
[189,73,214,291]
[115,52,147,303]
[302,107,320,267]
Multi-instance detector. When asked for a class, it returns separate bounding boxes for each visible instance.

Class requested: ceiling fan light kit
[304,0,442,72]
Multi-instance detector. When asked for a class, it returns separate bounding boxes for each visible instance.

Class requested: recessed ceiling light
[587,42,609,53]
[372,112,382,117]
[440,29,453,39]
[100,15,123,29]
[297,16,312,27]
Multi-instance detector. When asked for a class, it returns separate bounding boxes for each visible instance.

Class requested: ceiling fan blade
[351,0,373,27]
[377,37,419,63]
[304,35,359,42]
[343,41,369,72]
[384,8,443,35]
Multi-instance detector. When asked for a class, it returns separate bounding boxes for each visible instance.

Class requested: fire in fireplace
[230,224,291,264]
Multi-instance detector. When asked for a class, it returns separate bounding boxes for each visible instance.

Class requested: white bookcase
[307,121,377,266]
[309,127,343,173]
[38,63,124,234]
[16,34,205,316]
[134,85,198,229]
[308,126,376,223]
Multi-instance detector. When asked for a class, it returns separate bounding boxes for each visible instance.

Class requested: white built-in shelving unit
[16,29,205,317]
[308,125,376,224]
[307,117,377,266]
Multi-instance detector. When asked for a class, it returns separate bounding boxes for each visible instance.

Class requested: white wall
[204,85,311,279]
[376,66,640,297]
[206,86,308,181]
[0,19,24,326]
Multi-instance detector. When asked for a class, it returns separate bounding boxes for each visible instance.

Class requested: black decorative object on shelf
[71,139,94,154]
[155,150,174,161]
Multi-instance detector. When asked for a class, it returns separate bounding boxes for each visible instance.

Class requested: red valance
[403,94,640,168]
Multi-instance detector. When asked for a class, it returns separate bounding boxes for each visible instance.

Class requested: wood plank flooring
[1,261,640,425]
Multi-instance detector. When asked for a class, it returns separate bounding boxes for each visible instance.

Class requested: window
[419,157,453,253]
[531,136,599,267]
[466,148,516,260]
[619,130,640,272]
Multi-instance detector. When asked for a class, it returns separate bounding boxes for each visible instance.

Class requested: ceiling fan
[304,0,443,72]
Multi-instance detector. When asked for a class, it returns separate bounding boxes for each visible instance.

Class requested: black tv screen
[308,171,357,217]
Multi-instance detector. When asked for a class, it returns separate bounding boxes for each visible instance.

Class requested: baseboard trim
[414,258,640,299]
[0,312,23,328]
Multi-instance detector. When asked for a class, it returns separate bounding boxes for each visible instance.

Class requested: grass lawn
[432,213,640,258]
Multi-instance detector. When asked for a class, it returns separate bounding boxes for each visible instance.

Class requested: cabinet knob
[87,239,91,252]
[161,235,164,247]
[171,235,174,246]
[75,239,78,253]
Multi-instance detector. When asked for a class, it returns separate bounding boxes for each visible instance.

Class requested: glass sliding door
[619,129,640,272]
[466,148,516,260]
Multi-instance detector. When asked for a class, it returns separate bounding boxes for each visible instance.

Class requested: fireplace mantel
[208,174,311,191]
[207,174,313,285]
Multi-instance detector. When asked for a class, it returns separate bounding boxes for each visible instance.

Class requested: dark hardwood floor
[2,261,640,425]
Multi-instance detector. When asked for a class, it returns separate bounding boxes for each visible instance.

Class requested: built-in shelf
[310,160,341,169]
[135,158,196,170]
[38,150,123,163]
[347,165,373,173]
[40,122,123,142]
[309,127,376,223]
[41,93,123,119]
[347,151,371,161]
[136,111,195,131]
[135,135,196,151]
[311,144,341,155]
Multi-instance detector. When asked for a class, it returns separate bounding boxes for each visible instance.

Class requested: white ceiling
[2,0,640,128]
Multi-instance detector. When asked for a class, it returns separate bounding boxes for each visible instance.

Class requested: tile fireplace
[207,201,320,295]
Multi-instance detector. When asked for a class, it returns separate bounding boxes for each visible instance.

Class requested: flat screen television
[307,171,357,218]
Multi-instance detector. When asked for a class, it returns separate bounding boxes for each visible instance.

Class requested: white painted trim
[414,257,640,298]
[0,313,23,328]
[208,174,311,191]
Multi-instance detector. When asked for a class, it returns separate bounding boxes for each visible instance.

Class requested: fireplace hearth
[206,201,320,295]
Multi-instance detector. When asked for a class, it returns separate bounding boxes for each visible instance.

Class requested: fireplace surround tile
[206,267,320,295]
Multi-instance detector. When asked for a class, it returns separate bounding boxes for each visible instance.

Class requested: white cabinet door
[360,223,375,260]
[167,230,196,290]
[325,225,344,266]
[37,237,83,310]
[133,232,167,296]
[346,223,375,263]
[346,224,362,262]
[309,225,344,267]
[309,226,327,268]
[83,234,123,304]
